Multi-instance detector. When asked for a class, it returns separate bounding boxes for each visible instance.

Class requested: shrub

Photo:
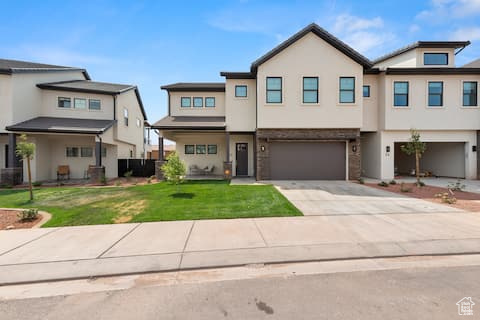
[389,180,397,185]
[147,177,152,184]
[435,192,457,204]
[17,208,39,221]
[161,152,186,191]
[357,178,365,184]
[32,181,42,187]
[378,181,389,187]
[124,170,133,181]
[417,181,425,187]
[447,180,465,192]
[100,175,107,185]
[115,181,122,187]
[400,182,412,193]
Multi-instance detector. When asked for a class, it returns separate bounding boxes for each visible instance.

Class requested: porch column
[158,136,164,160]
[155,134,166,180]
[95,139,102,167]
[1,133,22,186]
[223,132,232,180]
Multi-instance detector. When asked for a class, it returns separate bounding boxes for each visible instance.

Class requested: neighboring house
[152,23,480,180]
[147,144,175,160]
[0,58,147,184]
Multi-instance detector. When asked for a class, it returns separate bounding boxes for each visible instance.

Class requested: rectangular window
[363,85,370,97]
[124,108,129,126]
[393,81,409,107]
[80,147,93,157]
[88,99,101,110]
[463,81,478,107]
[66,147,78,157]
[58,97,71,108]
[196,144,206,154]
[266,77,282,103]
[303,77,318,103]
[428,81,443,107]
[424,53,448,65]
[207,144,217,154]
[181,97,191,108]
[136,118,141,127]
[193,97,203,108]
[74,98,87,109]
[205,97,215,107]
[339,77,355,103]
[101,147,107,158]
[235,85,247,97]
[185,145,195,154]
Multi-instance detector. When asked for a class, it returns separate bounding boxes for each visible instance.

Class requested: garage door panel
[269,142,346,180]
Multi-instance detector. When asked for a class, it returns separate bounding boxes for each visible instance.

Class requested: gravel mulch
[0,210,40,230]
[366,182,480,212]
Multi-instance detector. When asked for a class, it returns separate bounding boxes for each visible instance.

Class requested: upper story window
[235,85,247,97]
[363,85,370,98]
[303,77,318,104]
[181,97,191,108]
[136,118,141,127]
[58,97,71,108]
[393,81,409,107]
[89,99,101,110]
[124,108,129,126]
[339,77,355,103]
[463,81,478,107]
[424,53,448,65]
[193,97,203,108]
[428,81,443,107]
[205,97,215,107]
[266,77,282,103]
[74,98,87,109]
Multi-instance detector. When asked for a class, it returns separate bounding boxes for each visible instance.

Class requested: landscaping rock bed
[0,209,40,230]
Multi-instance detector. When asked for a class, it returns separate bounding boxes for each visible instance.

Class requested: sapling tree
[161,151,186,193]
[16,134,35,200]
[401,129,426,186]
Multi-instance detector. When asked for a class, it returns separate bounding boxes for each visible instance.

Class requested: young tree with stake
[401,129,426,187]
[16,134,35,201]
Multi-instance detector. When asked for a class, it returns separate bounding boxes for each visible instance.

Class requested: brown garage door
[269,142,346,180]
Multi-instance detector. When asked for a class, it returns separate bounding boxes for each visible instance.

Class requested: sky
[2,0,480,124]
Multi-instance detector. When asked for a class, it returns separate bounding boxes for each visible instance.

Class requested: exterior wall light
[386,146,391,153]
[260,146,266,152]
[352,145,357,153]
[473,146,477,152]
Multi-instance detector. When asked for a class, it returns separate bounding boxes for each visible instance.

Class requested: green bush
[378,181,389,187]
[32,181,42,187]
[357,178,365,184]
[17,208,39,221]
[161,152,186,190]
[389,180,397,185]
[100,175,107,185]
[124,170,133,181]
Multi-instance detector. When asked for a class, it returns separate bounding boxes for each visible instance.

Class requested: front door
[236,143,248,176]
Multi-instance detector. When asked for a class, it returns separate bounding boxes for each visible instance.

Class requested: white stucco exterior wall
[225,79,256,132]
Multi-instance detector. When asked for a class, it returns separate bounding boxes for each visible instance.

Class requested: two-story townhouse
[0,59,147,185]
[152,23,480,181]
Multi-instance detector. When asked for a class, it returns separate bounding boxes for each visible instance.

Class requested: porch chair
[189,165,203,175]
[57,165,70,181]
[204,165,215,175]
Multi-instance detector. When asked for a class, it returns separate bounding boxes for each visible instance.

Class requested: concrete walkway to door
[271,180,463,215]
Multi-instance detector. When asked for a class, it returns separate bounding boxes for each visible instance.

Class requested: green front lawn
[0,181,301,227]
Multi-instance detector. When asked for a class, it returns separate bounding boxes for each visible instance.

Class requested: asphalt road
[1,264,479,320]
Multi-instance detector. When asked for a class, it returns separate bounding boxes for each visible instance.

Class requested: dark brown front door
[236,143,248,176]
[269,142,346,180]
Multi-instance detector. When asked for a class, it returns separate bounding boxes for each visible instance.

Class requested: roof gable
[250,23,373,72]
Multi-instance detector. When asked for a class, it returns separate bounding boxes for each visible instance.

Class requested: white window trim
[391,80,411,109]
[425,80,445,109]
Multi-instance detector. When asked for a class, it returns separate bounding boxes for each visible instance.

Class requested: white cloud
[449,27,480,40]
[331,14,393,55]
[417,0,480,20]
[333,14,383,33]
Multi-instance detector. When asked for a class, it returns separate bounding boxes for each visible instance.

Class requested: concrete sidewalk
[1,211,480,285]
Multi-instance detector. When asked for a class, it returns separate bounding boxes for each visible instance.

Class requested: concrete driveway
[271,181,463,215]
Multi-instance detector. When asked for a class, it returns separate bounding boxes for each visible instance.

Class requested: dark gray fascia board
[220,71,256,79]
[385,67,480,75]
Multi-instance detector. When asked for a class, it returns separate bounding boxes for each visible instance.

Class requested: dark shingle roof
[250,23,373,72]
[463,58,480,68]
[0,58,90,79]
[161,83,225,92]
[6,117,116,134]
[37,80,148,120]
[37,80,135,94]
[151,116,226,130]
[373,41,470,65]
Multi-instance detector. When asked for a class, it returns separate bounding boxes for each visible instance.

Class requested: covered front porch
[152,116,255,179]
[0,117,117,185]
